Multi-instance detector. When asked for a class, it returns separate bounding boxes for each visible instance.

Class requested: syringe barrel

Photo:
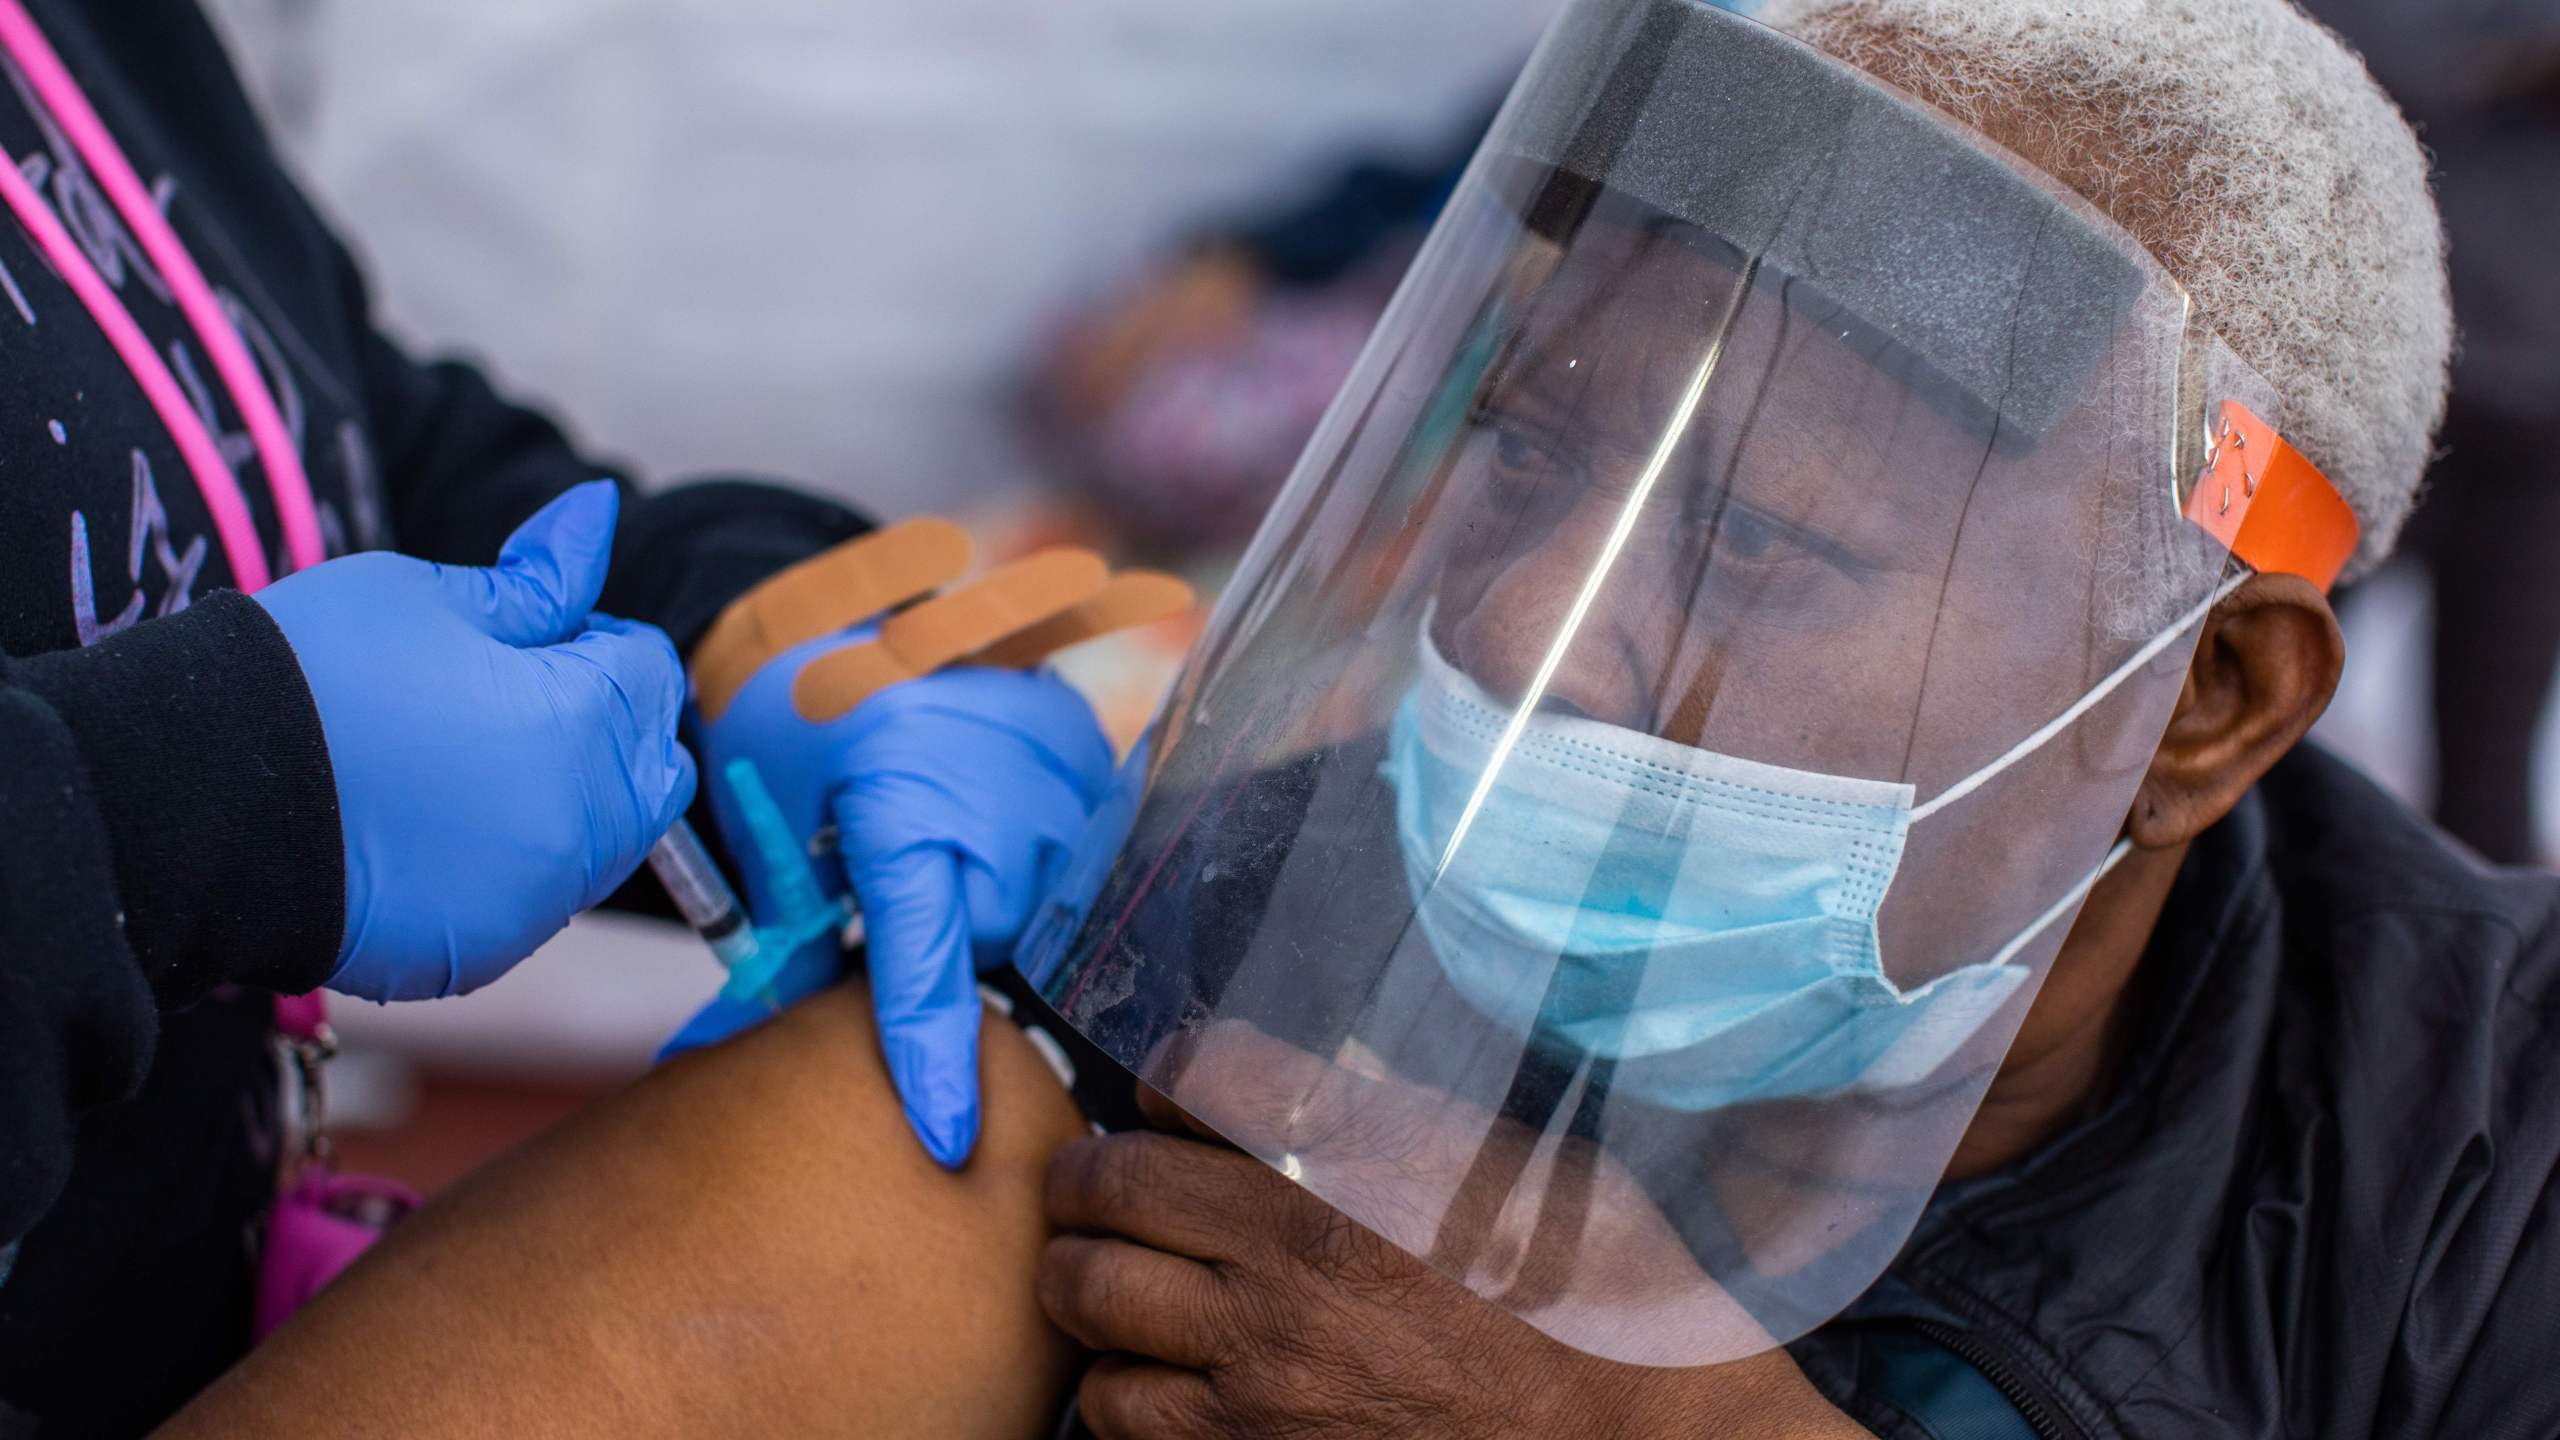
[647,820,752,965]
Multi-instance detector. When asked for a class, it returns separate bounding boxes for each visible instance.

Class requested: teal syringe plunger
[644,759,857,1007]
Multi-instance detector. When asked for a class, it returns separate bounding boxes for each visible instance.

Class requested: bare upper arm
[161,984,1087,1439]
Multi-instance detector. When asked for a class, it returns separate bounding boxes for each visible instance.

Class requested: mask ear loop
[1913,400,2354,826]
[1909,569,2251,826]
[1983,835,2138,972]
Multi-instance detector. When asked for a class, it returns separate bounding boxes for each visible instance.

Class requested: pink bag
[254,992,419,1343]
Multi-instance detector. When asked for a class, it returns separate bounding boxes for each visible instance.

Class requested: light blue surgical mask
[1383,592,2225,1111]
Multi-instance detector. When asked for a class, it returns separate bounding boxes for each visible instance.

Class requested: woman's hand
[1037,1024,1869,1439]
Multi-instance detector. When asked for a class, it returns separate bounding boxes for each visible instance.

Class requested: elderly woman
[165,1,2556,1437]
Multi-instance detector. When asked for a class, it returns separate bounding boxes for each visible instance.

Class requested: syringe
[646,818,762,974]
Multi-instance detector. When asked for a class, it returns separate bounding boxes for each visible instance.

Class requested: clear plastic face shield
[1020,0,2357,1367]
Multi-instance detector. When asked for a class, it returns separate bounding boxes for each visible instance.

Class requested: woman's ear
[2129,573,2346,848]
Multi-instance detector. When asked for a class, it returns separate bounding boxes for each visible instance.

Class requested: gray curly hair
[1758,0,2453,584]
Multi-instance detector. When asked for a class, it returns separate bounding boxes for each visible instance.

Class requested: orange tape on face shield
[2183,401,2360,593]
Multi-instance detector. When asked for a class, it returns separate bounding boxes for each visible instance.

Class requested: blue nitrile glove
[254,481,697,1001]
[693,639,1114,1167]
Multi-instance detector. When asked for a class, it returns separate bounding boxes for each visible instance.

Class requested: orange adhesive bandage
[692,518,971,724]
[789,549,1110,724]
[689,517,1198,728]
[965,571,1196,672]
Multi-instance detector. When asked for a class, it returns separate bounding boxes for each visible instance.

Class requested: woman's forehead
[1498,225,1950,432]
[1488,220,2075,542]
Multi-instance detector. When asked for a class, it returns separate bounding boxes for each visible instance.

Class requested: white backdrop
[200,0,1560,517]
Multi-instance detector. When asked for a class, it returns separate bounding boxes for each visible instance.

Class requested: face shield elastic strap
[1909,569,2250,825]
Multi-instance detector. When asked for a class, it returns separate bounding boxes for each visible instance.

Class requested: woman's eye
[1720,507,1779,558]
[1493,424,1547,472]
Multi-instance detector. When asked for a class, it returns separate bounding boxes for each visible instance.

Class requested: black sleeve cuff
[15,592,344,1002]
[602,478,872,656]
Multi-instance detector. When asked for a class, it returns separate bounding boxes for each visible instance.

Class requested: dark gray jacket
[1796,745,2560,1438]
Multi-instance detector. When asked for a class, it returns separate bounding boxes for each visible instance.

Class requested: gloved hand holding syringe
[646,517,1191,1164]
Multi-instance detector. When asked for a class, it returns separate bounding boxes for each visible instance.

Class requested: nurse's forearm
[158,984,1085,1439]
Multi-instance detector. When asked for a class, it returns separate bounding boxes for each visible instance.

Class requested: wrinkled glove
[690,643,1113,1167]
[254,481,696,1001]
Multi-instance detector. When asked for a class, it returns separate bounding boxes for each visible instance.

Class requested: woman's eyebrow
[1483,366,1577,429]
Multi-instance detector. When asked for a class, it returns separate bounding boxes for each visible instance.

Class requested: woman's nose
[1445,538,1696,735]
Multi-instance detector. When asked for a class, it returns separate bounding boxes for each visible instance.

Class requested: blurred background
[192,0,2560,1189]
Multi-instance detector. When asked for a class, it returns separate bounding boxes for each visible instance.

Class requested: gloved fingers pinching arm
[844,820,985,1170]
[685,519,1187,1168]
